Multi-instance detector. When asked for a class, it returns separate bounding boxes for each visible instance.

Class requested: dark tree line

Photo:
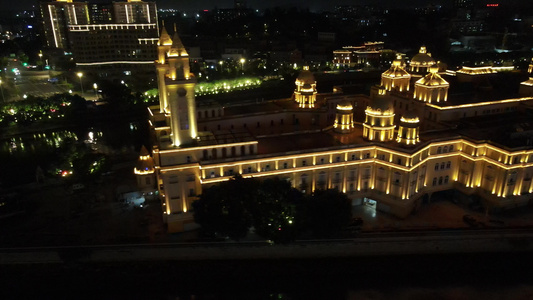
[192,175,352,243]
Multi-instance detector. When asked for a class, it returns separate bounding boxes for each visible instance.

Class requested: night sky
[14,0,454,12]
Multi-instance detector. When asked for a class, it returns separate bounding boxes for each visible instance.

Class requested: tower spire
[171,24,188,56]
[158,22,172,46]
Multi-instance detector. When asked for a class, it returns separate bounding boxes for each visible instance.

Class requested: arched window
[446,161,451,169]
[211,148,217,159]
[231,147,236,157]
[240,145,246,155]
[432,177,437,186]
[449,145,454,152]
[249,145,254,155]
[440,162,445,170]
[222,148,227,158]
[443,146,448,153]
[437,147,442,154]
[438,176,443,185]
[435,163,439,171]
[203,150,208,160]
[444,176,449,184]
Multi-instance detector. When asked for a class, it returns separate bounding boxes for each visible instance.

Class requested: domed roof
[400,110,420,124]
[410,46,435,66]
[402,109,418,119]
[336,100,353,110]
[297,69,315,84]
[382,63,410,78]
[416,69,449,86]
[369,96,394,114]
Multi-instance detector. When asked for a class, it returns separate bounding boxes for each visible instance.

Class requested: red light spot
[486,3,499,7]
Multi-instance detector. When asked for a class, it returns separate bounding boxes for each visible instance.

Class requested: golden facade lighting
[134,145,155,175]
[363,87,395,141]
[154,24,197,146]
[409,46,436,73]
[426,97,533,110]
[294,66,317,108]
[413,65,449,103]
[334,101,355,133]
[456,66,496,75]
[396,111,420,146]
[519,78,533,97]
[381,55,411,92]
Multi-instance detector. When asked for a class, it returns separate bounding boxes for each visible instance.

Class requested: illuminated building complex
[333,42,384,68]
[139,34,533,232]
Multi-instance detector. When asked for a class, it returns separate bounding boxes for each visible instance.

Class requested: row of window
[202,145,255,160]
[434,161,452,171]
[432,176,449,186]
[436,145,454,154]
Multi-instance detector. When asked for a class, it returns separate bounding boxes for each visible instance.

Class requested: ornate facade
[413,65,449,103]
[140,34,533,232]
[294,67,317,108]
[381,56,411,92]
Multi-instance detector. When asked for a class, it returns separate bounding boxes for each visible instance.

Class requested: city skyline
[11,0,456,12]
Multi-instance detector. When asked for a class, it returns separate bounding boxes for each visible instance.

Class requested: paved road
[3,59,71,101]
[1,228,533,264]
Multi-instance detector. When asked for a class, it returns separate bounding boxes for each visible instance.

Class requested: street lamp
[77,72,83,96]
[38,51,43,70]
[240,58,245,74]
[93,83,98,99]
[0,79,4,102]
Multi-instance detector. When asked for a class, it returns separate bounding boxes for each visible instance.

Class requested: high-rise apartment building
[40,0,159,82]
[40,0,90,49]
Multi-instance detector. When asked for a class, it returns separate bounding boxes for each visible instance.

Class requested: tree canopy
[193,175,353,243]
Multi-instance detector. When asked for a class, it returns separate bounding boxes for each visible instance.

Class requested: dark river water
[0,118,150,188]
